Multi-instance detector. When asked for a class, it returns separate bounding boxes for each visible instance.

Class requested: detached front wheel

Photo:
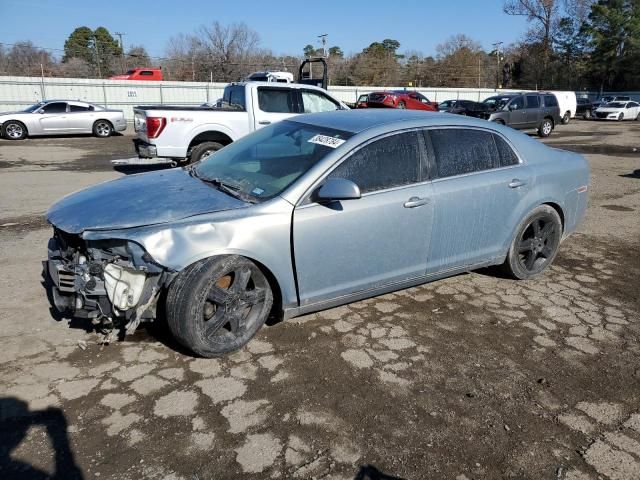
[501,205,562,280]
[166,255,273,357]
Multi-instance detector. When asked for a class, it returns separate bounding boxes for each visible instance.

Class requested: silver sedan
[45,110,589,357]
[0,100,126,140]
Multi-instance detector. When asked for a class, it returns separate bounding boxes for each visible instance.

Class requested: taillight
[146,117,166,139]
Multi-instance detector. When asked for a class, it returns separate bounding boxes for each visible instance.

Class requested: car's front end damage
[45,227,172,337]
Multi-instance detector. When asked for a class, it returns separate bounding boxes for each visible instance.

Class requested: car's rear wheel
[166,255,273,357]
[561,111,571,124]
[397,101,406,109]
[537,118,553,137]
[2,120,28,140]
[188,141,224,164]
[501,205,562,280]
[93,120,113,137]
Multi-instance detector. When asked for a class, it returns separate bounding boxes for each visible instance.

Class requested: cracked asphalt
[0,121,639,479]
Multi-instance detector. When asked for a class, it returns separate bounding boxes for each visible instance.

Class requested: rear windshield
[194,120,353,201]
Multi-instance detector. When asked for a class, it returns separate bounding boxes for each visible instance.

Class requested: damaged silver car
[45,110,589,357]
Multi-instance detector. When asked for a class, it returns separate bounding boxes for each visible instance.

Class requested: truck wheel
[189,141,224,164]
[2,120,28,140]
[537,118,553,137]
[561,111,570,124]
[500,205,562,280]
[93,120,113,137]
[166,255,273,357]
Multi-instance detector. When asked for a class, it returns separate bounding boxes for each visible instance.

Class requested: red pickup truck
[109,68,163,81]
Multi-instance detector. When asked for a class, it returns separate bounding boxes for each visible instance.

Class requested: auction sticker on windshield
[308,134,346,148]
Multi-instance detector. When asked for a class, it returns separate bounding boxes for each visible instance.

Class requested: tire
[500,205,563,280]
[166,255,273,357]
[537,118,553,137]
[2,120,28,140]
[494,119,505,125]
[583,109,591,120]
[618,113,624,121]
[189,141,224,164]
[397,101,406,109]
[93,120,113,138]
[561,111,571,124]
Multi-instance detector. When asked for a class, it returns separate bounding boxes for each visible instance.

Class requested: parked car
[440,99,491,118]
[0,100,126,140]
[483,93,562,137]
[593,101,640,121]
[437,100,457,111]
[548,91,577,124]
[109,68,163,81]
[591,95,630,110]
[366,90,438,111]
[576,98,593,119]
[132,82,348,166]
[45,109,589,357]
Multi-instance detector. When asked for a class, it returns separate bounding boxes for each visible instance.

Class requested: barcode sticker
[308,134,346,148]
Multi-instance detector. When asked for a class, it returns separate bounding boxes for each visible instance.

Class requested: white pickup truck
[131,82,348,165]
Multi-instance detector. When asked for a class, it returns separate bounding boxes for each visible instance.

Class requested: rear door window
[493,134,519,167]
[544,95,558,107]
[69,104,91,112]
[258,88,296,113]
[526,95,540,108]
[427,128,500,178]
[328,131,423,194]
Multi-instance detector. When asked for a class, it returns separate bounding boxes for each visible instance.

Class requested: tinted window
[329,131,422,194]
[41,102,67,114]
[429,129,500,178]
[493,135,519,167]
[544,95,558,107]
[509,97,525,110]
[69,104,90,112]
[302,90,339,113]
[526,95,540,108]
[222,85,246,110]
[258,88,295,113]
[140,71,153,76]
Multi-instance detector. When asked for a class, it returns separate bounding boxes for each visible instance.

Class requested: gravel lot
[1,121,639,480]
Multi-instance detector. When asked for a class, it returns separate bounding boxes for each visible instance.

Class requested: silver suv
[483,93,562,137]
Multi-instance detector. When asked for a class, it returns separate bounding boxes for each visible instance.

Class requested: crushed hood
[47,168,248,234]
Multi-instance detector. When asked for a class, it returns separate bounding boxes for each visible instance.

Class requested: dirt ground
[0,120,639,480]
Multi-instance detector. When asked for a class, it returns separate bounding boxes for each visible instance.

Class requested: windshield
[23,102,45,113]
[194,120,353,201]
[483,96,512,109]
[607,102,626,108]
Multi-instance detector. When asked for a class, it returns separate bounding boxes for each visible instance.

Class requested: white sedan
[593,101,640,121]
[0,100,127,140]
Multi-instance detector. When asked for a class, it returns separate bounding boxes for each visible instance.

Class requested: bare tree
[55,57,91,78]
[5,41,54,76]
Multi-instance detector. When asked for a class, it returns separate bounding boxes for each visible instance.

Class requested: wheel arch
[167,251,287,319]
[188,130,233,151]
[542,201,565,231]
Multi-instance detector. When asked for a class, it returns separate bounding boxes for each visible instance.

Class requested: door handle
[508,179,526,188]
[403,196,430,208]
[258,120,271,125]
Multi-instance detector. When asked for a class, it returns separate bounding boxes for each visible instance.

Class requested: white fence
[0,75,636,121]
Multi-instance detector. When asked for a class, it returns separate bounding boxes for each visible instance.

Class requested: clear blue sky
[0,0,529,59]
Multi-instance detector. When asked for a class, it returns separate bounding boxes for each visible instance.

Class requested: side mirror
[316,178,361,202]
[37,109,45,114]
